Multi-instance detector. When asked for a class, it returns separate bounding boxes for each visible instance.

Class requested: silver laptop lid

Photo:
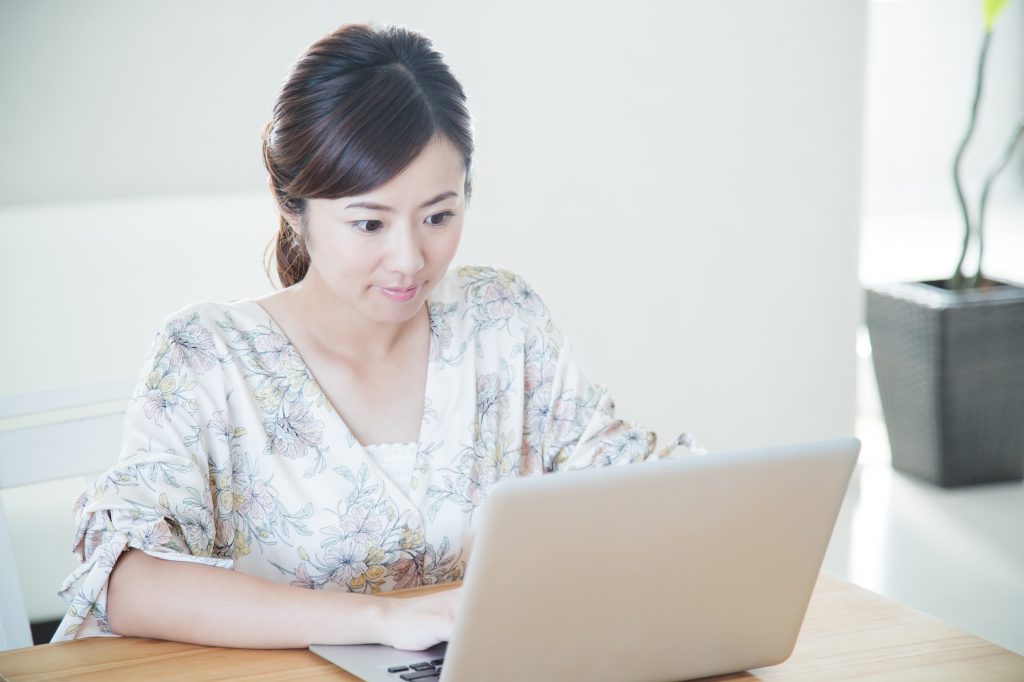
[439,437,859,682]
[310,437,859,681]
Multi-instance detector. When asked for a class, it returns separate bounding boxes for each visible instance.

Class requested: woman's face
[299,136,467,326]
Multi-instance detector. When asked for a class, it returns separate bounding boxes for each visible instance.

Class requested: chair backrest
[0,381,131,651]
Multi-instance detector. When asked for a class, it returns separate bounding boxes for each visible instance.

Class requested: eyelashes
[351,220,384,233]
[425,210,456,227]
[352,211,456,234]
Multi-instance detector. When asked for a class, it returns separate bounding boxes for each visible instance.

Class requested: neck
[289,272,425,364]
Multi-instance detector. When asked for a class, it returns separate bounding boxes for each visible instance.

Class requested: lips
[372,283,422,301]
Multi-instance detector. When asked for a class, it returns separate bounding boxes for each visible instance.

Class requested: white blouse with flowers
[54,264,703,641]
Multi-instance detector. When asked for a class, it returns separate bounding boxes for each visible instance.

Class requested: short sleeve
[53,311,234,641]
[514,274,705,473]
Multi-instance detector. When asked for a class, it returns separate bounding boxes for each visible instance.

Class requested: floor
[821,328,1024,655]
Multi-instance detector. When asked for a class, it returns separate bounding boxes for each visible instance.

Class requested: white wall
[0,0,866,622]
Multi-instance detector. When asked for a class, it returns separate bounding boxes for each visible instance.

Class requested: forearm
[106,549,389,648]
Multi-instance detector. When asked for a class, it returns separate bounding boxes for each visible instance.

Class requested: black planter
[865,278,1024,486]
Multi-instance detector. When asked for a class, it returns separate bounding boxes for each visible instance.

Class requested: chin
[366,298,425,323]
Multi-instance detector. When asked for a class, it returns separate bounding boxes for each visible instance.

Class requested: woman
[54,22,702,650]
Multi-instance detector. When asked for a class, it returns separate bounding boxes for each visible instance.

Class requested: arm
[107,548,460,649]
[55,312,455,650]
[543,337,702,469]
[512,276,704,470]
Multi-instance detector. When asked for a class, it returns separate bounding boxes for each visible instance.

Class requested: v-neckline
[238,294,438,454]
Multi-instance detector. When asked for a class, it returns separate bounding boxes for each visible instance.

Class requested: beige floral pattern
[54,264,702,642]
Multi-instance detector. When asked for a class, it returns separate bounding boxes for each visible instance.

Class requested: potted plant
[865,0,1024,486]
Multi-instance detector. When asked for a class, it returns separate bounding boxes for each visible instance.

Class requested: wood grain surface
[1,574,1021,681]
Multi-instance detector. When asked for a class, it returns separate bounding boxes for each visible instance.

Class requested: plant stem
[951,31,992,290]
[968,110,1024,289]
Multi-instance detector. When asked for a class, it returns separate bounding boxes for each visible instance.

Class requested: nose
[384,223,426,277]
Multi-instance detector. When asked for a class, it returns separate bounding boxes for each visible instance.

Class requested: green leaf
[984,0,1010,32]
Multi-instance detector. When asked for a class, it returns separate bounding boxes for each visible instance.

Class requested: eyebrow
[345,191,459,212]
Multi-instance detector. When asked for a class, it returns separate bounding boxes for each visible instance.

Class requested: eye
[426,211,455,227]
[351,220,384,233]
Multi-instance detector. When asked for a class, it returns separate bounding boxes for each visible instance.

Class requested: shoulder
[142,299,267,374]
[430,264,565,350]
[152,298,265,338]
[433,264,549,320]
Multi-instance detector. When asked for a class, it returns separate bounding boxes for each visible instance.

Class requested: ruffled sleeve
[514,272,705,473]
[53,310,234,641]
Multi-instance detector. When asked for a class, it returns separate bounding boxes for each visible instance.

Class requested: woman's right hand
[381,586,463,651]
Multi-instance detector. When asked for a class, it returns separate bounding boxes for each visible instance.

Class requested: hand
[382,586,462,651]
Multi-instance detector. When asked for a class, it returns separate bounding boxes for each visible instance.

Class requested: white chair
[0,381,131,651]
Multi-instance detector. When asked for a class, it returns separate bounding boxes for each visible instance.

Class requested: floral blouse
[54,264,703,641]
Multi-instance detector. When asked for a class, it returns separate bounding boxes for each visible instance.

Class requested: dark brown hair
[261,22,475,288]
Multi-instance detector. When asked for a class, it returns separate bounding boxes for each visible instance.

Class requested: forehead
[356,137,465,202]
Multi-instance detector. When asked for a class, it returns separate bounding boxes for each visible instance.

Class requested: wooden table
[2,573,1022,681]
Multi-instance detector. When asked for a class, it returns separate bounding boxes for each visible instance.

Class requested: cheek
[431,223,463,259]
[308,231,372,276]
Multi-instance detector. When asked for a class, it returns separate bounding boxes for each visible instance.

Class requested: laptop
[310,437,860,681]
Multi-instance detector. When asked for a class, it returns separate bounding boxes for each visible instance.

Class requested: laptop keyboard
[386,657,445,680]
